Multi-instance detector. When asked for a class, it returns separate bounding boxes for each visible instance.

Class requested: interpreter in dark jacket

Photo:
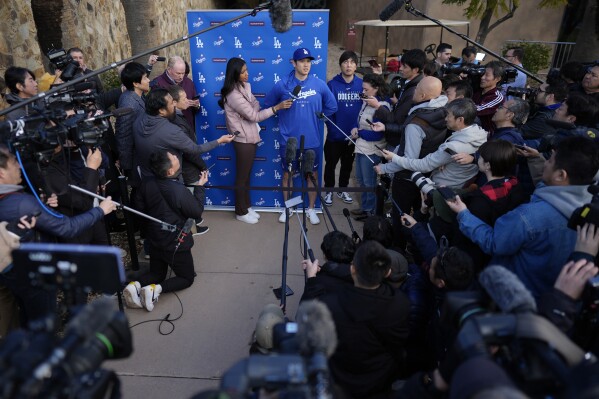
[301,241,410,399]
[123,150,207,312]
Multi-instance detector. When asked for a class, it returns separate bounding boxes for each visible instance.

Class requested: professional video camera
[47,48,82,82]
[0,298,132,399]
[506,86,540,99]
[441,64,517,85]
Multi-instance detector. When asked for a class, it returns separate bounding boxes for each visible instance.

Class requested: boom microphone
[285,136,298,171]
[83,107,133,123]
[269,0,293,33]
[479,265,537,313]
[291,85,302,100]
[379,0,406,22]
[303,149,315,176]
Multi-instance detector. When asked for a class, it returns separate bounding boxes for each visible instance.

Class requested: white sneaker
[278,209,294,223]
[236,213,259,224]
[306,208,320,225]
[323,192,333,206]
[140,284,162,312]
[123,281,142,309]
[337,192,353,204]
[247,208,260,219]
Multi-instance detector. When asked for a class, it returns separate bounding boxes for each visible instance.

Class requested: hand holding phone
[437,186,457,201]
[6,212,40,239]
[366,118,374,126]
[444,148,457,156]
[368,59,380,68]
[156,56,166,62]
[359,92,369,99]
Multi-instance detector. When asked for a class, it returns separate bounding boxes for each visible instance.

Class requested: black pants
[233,141,257,216]
[138,246,195,293]
[323,140,355,189]
[392,178,422,250]
[0,269,56,327]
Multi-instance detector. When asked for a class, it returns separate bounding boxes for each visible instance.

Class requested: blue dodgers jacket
[456,183,593,300]
[264,71,337,149]
[325,73,363,142]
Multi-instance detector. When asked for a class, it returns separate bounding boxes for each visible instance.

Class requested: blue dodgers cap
[293,48,315,61]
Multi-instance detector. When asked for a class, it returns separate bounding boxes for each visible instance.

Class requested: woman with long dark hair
[219,57,292,224]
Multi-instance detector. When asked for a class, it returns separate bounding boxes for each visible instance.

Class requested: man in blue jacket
[323,51,363,207]
[265,48,337,225]
[447,136,599,300]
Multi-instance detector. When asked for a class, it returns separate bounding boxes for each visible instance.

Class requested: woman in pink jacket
[218,57,292,224]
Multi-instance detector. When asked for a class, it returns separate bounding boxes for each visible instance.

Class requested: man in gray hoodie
[381,98,487,189]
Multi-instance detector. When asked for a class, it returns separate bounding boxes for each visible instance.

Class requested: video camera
[47,48,82,82]
[506,86,540,99]
[441,64,517,85]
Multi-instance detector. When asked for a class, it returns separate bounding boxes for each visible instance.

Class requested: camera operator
[519,78,568,140]
[68,47,104,94]
[301,240,410,398]
[433,43,452,78]
[3,67,39,120]
[472,61,505,136]
[0,147,116,325]
[582,63,599,103]
[446,136,599,300]
[501,47,526,94]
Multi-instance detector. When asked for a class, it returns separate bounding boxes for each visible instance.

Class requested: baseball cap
[293,48,315,61]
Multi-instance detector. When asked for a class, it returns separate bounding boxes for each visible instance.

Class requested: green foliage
[100,69,121,92]
[442,0,566,18]
[502,41,552,75]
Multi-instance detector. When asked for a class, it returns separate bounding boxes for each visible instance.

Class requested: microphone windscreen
[112,107,133,117]
[292,85,302,97]
[342,208,350,218]
[479,265,537,313]
[296,300,337,357]
[379,0,405,22]
[269,0,293,33]
[303,149,315,175]
[285,136,297,165]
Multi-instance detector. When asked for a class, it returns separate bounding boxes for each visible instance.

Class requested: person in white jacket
[218,58,292,224]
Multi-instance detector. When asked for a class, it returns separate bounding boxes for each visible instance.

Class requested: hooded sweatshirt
[325,73,363,142]
[264,70,337,149]
[391,123,488,188]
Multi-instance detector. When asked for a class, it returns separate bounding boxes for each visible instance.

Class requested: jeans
[355,153,380,213]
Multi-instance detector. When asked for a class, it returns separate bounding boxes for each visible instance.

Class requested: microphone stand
[294,208,316,285]
[342,208,361,244]
[317,113,376,164]
[307,172,337,231]
[403,0,543,84]
[376,182,411,226]
[0,2,275,117]
[298,136,308,266]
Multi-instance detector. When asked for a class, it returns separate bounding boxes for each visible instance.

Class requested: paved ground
[106,42,363,398]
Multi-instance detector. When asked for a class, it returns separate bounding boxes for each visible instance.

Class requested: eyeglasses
[497,105,514,112]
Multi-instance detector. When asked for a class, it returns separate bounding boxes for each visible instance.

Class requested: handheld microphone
[285,136,298,172]
[342,208,361,243]
[479,265,537,313]
[269,0,293,33]
[315,111,325,119]
[303,149,315,177]
[83,107,133,123]
[291,85,302,100]
[379,0,406,21]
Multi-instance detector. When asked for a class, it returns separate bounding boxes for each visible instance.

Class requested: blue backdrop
[186,10,329,211]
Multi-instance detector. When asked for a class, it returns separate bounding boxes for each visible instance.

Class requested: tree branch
[487,4,518,32]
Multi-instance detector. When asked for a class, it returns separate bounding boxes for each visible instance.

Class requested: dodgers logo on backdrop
[257,141,264,147]
[273,73,280,84]
[201,122,210,130]
[274,140,280,150]
[255,169,265,177]
[253,72,264,82]
[273,37,281,49]
[312,55,323,65]
[292,36,303,47]
[202,153,212,162]
[215,72,225,82]
[274,170,282,180]
[256,198,266,206]
[192,17,204,28]
[198,72,206,83]
[217,109,225,115]
[195,38,204,48]
[231,19,243,28]
[221,197,231,205]
[214,36,224,46]
[272,54,283,65]
[272,126,280,132]
[252,36,263,47]
[234,37,242,48]
[201,106,208,117]
[314,37,322,49]
[312,17,324,28]
[274,199,281,208]
[205,197,212,206]
[199,89,208,98]
[196,54,206,64]
[273,154,281,163]
[220,168,231,177]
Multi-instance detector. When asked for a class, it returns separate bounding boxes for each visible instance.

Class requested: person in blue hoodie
[265,48,337,225]
[323,51,363,207]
